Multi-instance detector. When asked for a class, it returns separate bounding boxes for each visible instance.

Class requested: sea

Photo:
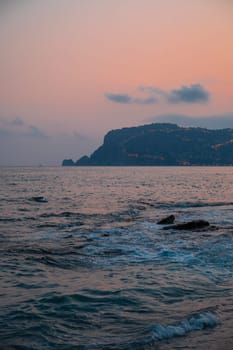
[0,166,233,350]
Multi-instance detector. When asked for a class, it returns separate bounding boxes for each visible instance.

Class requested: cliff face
[62,123,233,166]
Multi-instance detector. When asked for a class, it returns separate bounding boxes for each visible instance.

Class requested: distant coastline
[62,123,233,166]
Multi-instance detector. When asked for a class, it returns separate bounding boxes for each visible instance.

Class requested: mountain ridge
[62,123,233,166]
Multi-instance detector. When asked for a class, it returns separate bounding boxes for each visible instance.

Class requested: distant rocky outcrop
[62,123,233,166]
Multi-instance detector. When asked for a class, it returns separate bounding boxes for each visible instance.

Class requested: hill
[62,123,233,166]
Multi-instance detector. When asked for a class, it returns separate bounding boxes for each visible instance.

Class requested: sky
[0,0,233,165]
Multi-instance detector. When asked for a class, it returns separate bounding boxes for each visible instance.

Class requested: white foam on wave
[150,312,219,341]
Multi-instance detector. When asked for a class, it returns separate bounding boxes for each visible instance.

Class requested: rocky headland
[62,123,233,166]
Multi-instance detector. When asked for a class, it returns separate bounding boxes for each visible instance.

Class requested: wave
[149,311,219,341]
[120,312,220,349]
[154,201,233,209]
[0,217,23,222]
[39,211,82,218]
[0,290,221,350]
[139,200,233,209]
[96,311,220,349]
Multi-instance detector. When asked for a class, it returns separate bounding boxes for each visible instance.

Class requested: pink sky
[0,0,233,165]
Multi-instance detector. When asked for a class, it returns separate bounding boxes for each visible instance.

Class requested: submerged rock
[157,215,175,225]
[163,220,210,230]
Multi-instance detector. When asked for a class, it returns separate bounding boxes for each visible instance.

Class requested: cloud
[0,117,48,138]
[105,93,158,105]
[106,83,210,105]
[146,112,233,129]
[167,84,210,103]
[105,93,132,104]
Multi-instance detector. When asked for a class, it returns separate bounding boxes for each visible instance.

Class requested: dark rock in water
[157,215,175,225]
[163,220,210,230]
[31,196,48,203]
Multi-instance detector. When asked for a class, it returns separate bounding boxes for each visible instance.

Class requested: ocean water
[0,166,233,350]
